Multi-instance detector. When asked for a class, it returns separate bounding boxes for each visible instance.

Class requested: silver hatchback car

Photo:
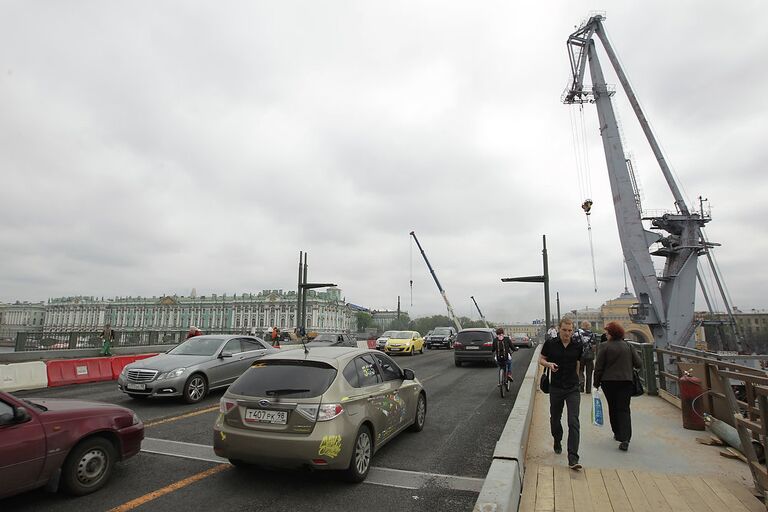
[118,335,277,403]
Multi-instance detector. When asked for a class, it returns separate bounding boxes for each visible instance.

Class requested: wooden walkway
[519,465,765,512]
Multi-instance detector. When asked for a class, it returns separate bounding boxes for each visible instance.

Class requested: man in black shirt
[539,317,583,470]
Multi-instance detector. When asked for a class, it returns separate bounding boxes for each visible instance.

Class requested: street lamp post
[501,235,552,332]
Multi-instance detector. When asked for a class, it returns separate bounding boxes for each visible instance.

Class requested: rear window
[434,328,452,335]
[228,360,338,399]
[457,331,493,343]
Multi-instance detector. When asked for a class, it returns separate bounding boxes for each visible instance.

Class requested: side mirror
[219,351,233,359]
[14,406,31,423]
[403,368,415,380]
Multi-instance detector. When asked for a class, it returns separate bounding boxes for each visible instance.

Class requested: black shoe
[568,461,583,470]
[554,441,562,454]
[619,442,629,451]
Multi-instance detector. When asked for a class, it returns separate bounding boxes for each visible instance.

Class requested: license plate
[465,346,480,350]
[126,383,146,390]
[389,348,401,351]
[245,408,287,424]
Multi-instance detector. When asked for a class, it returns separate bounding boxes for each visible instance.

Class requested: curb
[473,344,542,512]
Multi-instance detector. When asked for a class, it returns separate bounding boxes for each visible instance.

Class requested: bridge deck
[519,464,764,512]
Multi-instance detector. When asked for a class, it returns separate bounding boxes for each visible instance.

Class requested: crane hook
[581,199,593,215]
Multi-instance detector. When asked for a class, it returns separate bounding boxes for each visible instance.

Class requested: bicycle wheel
[499,367,506,398]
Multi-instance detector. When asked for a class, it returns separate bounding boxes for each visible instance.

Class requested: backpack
[580,330,596,361]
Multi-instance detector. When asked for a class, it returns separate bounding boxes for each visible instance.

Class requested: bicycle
[498,359,511,398]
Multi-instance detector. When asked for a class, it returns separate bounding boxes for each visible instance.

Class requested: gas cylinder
[680,371,705,430]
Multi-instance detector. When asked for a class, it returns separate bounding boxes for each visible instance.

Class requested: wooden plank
[616,470,651,512]
[700,477,751,512]
[685,475,730,512]
[716,478,766,512]
[669,475,714,512]
[535,466,555,512]
[650,473,693,512]
[658,389,681,409]
[519,464,539,512]
[602,469,633,512]
[554,465,575,512]
[585,468,612,512]
[632,471,671,512]
[569,467,594,512]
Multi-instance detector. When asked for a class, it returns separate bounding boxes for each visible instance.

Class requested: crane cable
[570,104,598,293]
[409,235,414,307]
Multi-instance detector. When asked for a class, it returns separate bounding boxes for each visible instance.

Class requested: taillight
[296,404,319,421]
[483,341,493,347]
[454,342,464,348]
[219,398,237,414]
[317,404,344,421]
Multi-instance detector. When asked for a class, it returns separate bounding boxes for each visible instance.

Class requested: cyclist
[493,327,517,381]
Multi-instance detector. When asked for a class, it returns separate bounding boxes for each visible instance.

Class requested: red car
[0,391,144,499]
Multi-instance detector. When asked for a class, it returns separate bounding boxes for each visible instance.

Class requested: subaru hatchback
[213,347,426,482]
[453,328,496,366]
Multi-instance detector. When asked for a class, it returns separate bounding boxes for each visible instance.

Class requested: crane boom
[409,231,463,331]
[471,296,490,328]
[563,15,735,349]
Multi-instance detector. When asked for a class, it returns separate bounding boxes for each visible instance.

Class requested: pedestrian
[593,321,642,452]
[271,327,280,347]
[546,324,558,341]
[493,327,517,382]
[539,317,583,470]
[186,326,202,339]
[577,321,597,393]
[99,324,115,356]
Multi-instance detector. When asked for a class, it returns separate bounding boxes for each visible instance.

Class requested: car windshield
[167,336,222,356]
[391,331,412,339]
[229,360,338,399]
[380,331,396,338]
[434,328,451,335]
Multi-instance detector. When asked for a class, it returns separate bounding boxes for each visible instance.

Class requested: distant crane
[563,14,737,349]
[409,231,463,332]
[470,296,490,328]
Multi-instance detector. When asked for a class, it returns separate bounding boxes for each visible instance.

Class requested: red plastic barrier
[367,340,376,349]
[111,353,158,379]
[46,358,115,387]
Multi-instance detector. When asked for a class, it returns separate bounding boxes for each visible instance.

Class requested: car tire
[183,373,208,404]
[126,393,148,400]
[60,437,116,496]
[343,425,373,483]
[409,393,427,432]
[409,347,415,356]
[454,360,462,367]
[229,458,250,468]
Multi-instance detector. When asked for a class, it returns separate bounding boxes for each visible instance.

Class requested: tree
[355,312,374,333]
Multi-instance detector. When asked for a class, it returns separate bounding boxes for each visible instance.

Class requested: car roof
[187,334,256,341]
[459,328,494,333]
[263,346,368,366]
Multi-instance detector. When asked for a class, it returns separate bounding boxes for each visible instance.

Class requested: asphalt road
[6,347,534,512]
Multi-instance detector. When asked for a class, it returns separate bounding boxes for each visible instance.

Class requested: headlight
[157,367,186,380]
[131,412,141,425]
[120,366,128,377]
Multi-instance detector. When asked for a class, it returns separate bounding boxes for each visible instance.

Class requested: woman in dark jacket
[593,322,642,451]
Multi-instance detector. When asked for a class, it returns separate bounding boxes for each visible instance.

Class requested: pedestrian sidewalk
[521,374,763,511]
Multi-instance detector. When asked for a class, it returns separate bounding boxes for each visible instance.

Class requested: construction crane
[563,14,738,350]
[409,231,463,332]
[470,296,490,328]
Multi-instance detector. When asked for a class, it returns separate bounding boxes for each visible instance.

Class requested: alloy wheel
[354,431,371,475]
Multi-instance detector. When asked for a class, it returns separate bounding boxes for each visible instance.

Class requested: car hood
[387,338,413,343]
[126,353,212,371]
[26,398,132,415]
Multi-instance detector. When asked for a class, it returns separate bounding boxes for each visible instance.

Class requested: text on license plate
[465,346,480,350]
[245,408,287,424]
[126,383,146,390]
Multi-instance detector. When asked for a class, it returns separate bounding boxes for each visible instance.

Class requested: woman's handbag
[540,367,550,394]
[632,368,644,397]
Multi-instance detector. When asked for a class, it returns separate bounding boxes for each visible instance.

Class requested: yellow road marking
[143,405,219,428]
[107,464,230,512]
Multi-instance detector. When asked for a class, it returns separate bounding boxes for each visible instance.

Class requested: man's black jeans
[549,384,581,464]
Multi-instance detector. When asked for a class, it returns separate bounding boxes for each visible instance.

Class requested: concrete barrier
[474,344,542,512]
[0,361,49,392]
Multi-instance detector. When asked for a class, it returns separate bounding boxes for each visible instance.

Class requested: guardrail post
[640,344,657,395]
[68,332,78,349]
[656,349,667,392]
[15,332,27,351]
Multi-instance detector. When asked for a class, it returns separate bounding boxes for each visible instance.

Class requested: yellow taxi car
[384,331,424,356]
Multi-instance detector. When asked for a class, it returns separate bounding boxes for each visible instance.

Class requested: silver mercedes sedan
[117,335,278,403]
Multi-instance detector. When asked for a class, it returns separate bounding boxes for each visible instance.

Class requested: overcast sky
[1,1,766,323]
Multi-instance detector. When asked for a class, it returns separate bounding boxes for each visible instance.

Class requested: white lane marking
[141,437,482,492]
